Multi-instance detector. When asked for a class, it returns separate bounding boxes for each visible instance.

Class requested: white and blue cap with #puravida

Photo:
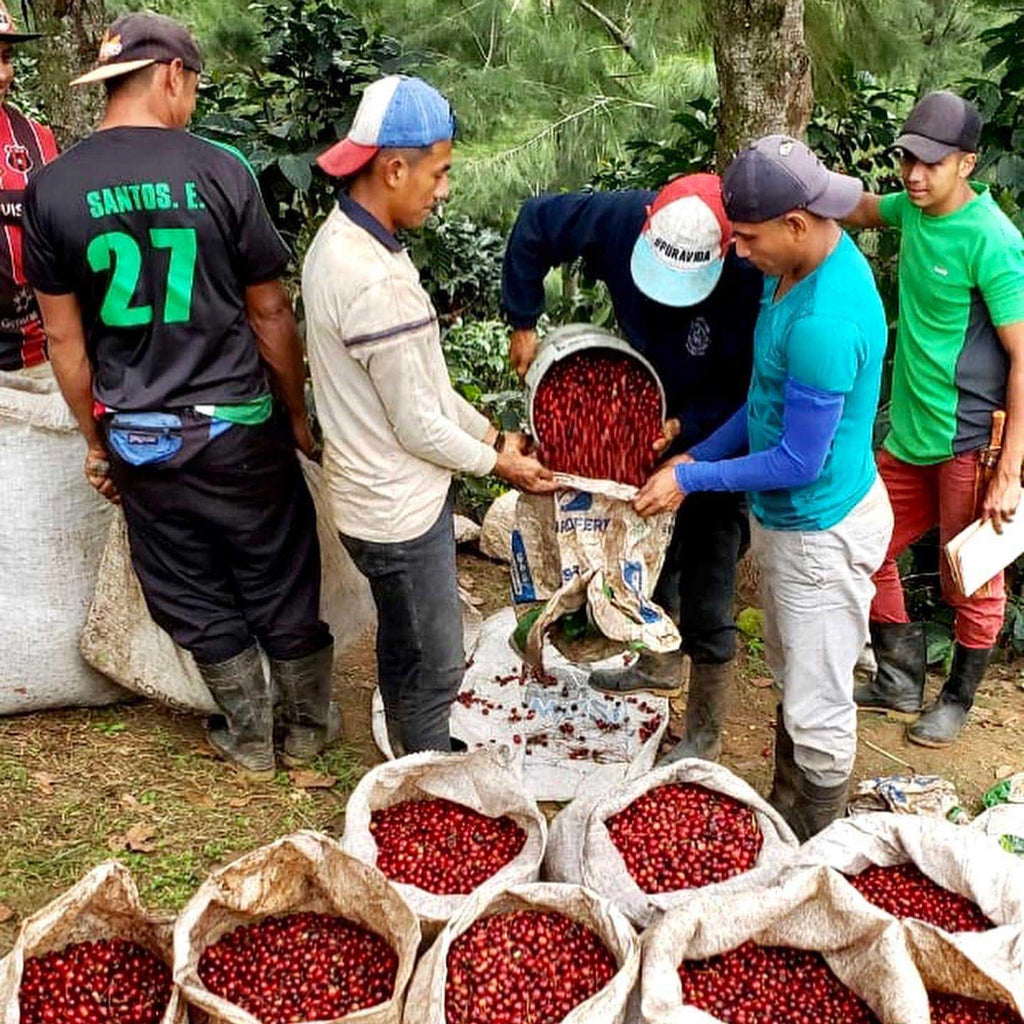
[722,135,863,224]
[317,75,456,177]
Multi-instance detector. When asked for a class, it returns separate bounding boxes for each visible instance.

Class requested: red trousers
[870,449,1005,649]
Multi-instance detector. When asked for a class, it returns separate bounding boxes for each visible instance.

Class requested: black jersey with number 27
[23,126,290,411]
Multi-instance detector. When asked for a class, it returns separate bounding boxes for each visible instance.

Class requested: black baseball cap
[722,135,863,224]
[893,91,982,164]
[71,12,203,87]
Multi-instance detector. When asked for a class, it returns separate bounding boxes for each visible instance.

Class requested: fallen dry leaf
[228,796,252,809]
[125,823,159,853]
[288,770,337,790]
[748,676,774,689]
[995,765,1015,780]
[184,790,216,810]
[30,772,58,796]
[0,904,14,923]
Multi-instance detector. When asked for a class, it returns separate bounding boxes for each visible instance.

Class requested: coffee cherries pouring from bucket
[532,349,664,487]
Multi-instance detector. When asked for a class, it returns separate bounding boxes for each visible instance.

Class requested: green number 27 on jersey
[87,228,197,327]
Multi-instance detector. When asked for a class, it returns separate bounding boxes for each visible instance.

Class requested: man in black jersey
[23,13,333,779]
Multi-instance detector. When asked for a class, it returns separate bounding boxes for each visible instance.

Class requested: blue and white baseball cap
[317,75,456,177]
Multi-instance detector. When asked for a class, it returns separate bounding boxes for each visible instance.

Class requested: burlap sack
[0,861,183,1024]
[80,454,375,714]
[173,831,420,1024]
[792,813,1024,980]
[544,760,798,928]
[510,480,679,665]
[340,749,547,940]
[403,882,640,1024]
[0,369,123,714]
[640,866,933,1024]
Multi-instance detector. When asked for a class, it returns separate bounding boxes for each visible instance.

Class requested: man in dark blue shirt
[502,174,762,761]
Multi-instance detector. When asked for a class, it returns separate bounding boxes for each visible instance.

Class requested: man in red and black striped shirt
[0,0,57,372]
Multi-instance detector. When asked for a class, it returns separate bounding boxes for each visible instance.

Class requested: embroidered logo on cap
[0,10,12,32]
[98,31,123,62]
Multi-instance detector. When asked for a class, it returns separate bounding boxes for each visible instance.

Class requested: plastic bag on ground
[792,813,1024,979]
[340,749,547,939]
[0,368,123,714]
[403,882,640,1024]
[848,774,963,818]
[80,454,376,714]
[545,759,798,928]
[373,608,669,802]
[173,831,420,1024]
[0,860,184,1024]
[640,866,933,1024]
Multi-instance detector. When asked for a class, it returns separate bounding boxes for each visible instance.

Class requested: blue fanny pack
[106,412,183,466]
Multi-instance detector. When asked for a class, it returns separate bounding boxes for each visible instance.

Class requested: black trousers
[653,491,749,665]
[109,419,331,666]
[340,491,463,753]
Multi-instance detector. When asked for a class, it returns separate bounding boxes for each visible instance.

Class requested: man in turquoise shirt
[635,136,892,839]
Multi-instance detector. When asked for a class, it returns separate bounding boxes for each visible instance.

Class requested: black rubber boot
[908,643,993,748]
[271,643,334,767]
[767,709,799,821]
[198,645,275,780]
[589,650,683,695]
[659,662,732,765]
[853,622,926,716]
[788,774,849,843]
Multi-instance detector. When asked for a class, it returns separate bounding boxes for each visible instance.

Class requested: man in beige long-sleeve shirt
[304,75,555,753]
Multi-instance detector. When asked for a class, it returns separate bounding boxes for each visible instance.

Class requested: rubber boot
[659,662,732,765]
[589,649,684,695]
[271,643,334,767]
[767,709,799,821]
[198,645,275,780]
[788,774,849,843]
[853,622,926,716]
[908,643,993,748]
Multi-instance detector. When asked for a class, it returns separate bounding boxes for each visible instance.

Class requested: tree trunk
[30,0,106,146]
[708,0,811,171]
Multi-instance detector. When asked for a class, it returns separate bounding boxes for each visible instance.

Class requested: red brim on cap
[316,138,379,177]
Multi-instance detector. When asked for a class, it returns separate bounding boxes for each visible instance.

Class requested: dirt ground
[2,550,1023,954]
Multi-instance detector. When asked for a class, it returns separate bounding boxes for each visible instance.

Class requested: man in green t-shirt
[845,91,1024,747]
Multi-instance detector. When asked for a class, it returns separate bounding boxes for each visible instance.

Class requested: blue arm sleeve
[688,403,750,461]
[673,379,844,494]
[500,192,642,329]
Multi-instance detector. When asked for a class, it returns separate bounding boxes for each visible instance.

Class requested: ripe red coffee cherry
[605,782,764,894]
[847,863,994,932]
[533,350,664,487]
[197,911,398,1024]
[370,797,527,895]
[678,941,880,1024]
[19,938,171,1024]
[929,991,1024,1023]
[444,909,618,1024]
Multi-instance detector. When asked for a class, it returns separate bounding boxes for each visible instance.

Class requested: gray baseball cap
[894,91,982,164]
[722,135,863,224]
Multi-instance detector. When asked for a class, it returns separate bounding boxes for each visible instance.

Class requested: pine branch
[574,0,647,68]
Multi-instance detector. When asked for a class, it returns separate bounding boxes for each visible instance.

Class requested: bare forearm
[49,339,100,445]
[843,192,885,230]
[999,360,1024,479]
[249,299,306,423]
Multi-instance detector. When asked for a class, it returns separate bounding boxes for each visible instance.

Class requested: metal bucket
[523,322,666,440]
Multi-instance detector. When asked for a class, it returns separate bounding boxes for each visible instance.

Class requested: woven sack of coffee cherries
[790,813,1024,986]
[544,759,798,928]
[402,881,640,1024]
[0,860,184,1024]
[173,831,420,1024]
[641,865,946,1024]
[340,749,547,939]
